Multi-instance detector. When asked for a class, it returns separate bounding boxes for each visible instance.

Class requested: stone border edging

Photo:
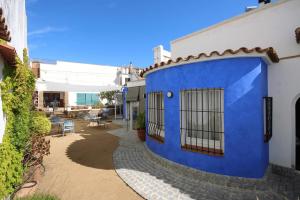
[113,165,146,200]
[143,143,271,192]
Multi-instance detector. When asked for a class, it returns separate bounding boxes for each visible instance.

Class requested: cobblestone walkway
[110,126,299,200]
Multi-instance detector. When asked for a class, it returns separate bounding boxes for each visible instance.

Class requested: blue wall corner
[145,57,269,178]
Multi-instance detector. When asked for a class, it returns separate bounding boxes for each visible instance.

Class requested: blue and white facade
[168,0,300,171]
[143,51,278,178]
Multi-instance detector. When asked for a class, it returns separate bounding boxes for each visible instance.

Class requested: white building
[153,45,171,64]
[0,0,27,143]
[33,60,142,110]
[156,0,300,170]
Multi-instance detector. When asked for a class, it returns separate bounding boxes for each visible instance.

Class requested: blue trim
[76,93,99,105]
[145,57,269,178]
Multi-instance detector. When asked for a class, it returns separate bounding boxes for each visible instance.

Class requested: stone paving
[110,123,300,200]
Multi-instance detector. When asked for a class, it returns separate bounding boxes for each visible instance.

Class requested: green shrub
[0,49,36,199]
[136,112,145,129]
[0,136,23,198]
[30,113,51,136]
[31,111,46,117]
[1,50,36,151]
[17,193,60,200]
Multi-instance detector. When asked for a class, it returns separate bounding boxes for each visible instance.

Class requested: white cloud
[28,26,68,37]
[28,42,47,51]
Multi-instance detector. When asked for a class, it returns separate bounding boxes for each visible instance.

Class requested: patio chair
[85,113,102,127]
[62,120,74,136]
[50,116,63,134]
[50,115,61,124]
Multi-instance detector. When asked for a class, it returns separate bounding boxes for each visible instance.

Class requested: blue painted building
[142,48,279,178]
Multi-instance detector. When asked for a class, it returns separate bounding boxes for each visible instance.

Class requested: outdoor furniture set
[50,116,75,136]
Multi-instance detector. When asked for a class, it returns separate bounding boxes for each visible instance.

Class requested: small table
[51,119,64,134]
[89,116,102,126]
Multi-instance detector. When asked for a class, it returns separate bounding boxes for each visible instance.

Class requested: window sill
[181,144,224,156]
[148,134,164,143]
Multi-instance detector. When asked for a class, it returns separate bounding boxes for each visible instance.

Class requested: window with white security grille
[180,88,224,155]
[147,92,164,142]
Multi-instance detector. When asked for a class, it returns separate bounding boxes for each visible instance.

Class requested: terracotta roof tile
[141,47,279,77]
[0,8,11,42]
[296,27,300,44]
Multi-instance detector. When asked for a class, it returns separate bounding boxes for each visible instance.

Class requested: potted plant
[136,112,146,141]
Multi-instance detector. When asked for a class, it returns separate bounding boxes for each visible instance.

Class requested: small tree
[99,91,117,105]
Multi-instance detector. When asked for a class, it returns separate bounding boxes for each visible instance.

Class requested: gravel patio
[37,119,300,200]
[37,119,141,200]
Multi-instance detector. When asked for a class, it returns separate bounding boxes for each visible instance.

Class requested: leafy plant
[0,38,7,45]
[99,91,117,105]
[0,136,23,198]
[136,112,145,129]
[1,49,36,151]
[30,112,51,136]
[0,49,37,198]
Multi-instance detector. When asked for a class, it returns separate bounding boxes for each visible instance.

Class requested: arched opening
[296,98,300,170]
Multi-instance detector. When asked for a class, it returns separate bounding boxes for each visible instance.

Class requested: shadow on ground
[65,120,121,170]
[110,128,300,200]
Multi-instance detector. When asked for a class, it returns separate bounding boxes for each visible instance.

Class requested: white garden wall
[268,57,300,168]
[171,0,300,59]
[36,61,122,93]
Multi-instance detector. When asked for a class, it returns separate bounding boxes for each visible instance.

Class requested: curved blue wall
[145,57,269,178]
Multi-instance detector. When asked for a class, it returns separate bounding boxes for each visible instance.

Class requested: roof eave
[141,47,279,78]
[0,43,17,66]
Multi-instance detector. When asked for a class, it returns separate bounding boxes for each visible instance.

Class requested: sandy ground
[37,120,142,200]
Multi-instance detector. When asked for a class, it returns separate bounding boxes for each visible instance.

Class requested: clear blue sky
[27,0,260,68]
